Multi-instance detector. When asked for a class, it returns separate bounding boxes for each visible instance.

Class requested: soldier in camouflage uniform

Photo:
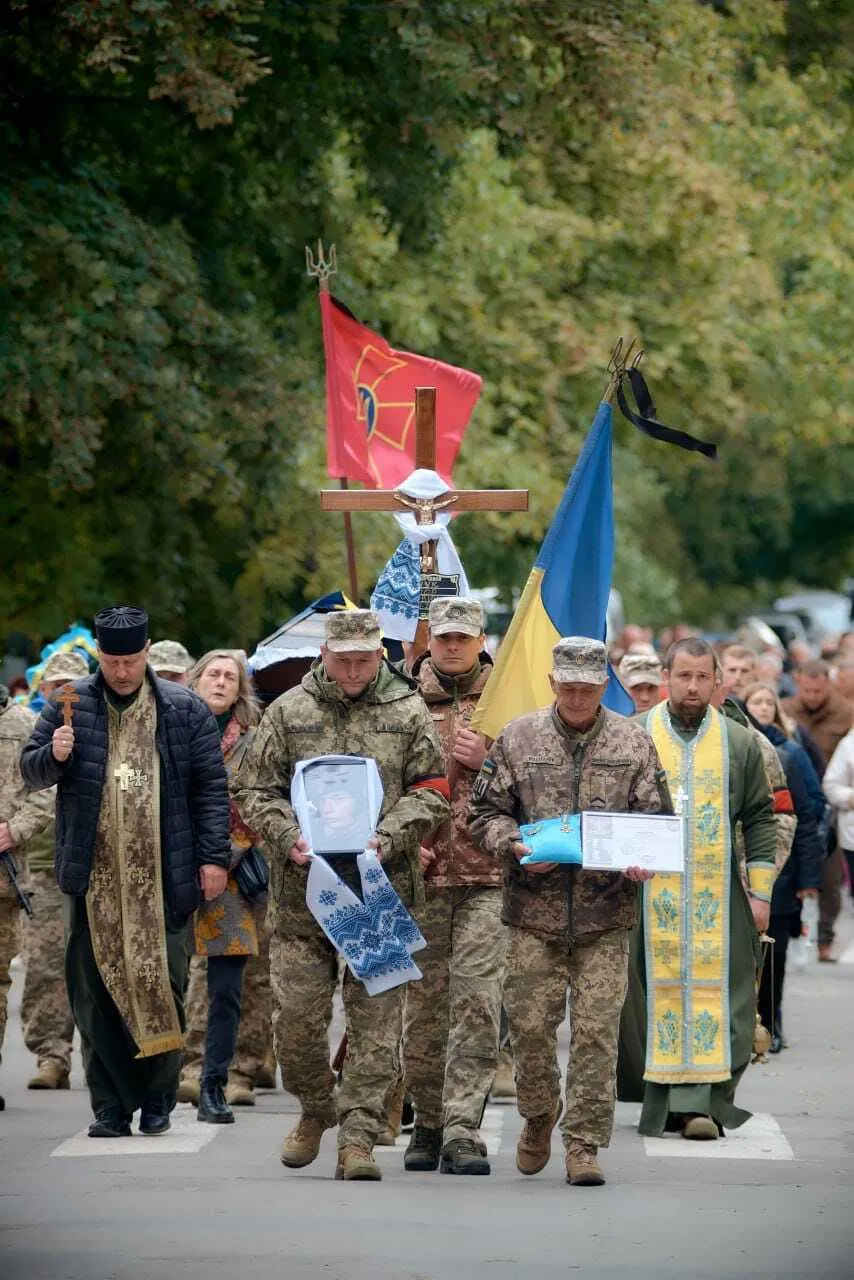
[21,650,89,1090]
[468,638,665,1187]
[232,609,449,1182]
[402,597,506,1176]
[148,640,194,686]
[0,681,55,1109]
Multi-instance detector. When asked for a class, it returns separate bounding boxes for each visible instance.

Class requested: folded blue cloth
[519,814,582,864]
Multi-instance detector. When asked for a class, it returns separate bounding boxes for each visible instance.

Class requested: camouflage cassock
[22,871,75,1075]
[231,655,449,1150]
[468,701,667,1148]
[0,695,53,1064]
[403,651,506,1144]
[182,904,273,1088]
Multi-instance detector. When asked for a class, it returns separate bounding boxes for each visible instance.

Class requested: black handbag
[233,846,270,900]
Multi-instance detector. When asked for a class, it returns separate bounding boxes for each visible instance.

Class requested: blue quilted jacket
[20,669,230,921]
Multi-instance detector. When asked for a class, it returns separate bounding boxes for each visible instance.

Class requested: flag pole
[307,240,360,604]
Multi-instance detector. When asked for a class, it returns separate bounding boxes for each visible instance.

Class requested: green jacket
[231,660,450,937]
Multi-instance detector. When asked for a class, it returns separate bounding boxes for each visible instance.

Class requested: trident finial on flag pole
[306,240,338,292]
[306,239,359,602]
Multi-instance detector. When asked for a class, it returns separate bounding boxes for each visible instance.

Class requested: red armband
[408,774,451,801]
[773,786,794,815]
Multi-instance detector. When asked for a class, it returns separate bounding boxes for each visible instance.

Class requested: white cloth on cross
[370,468,470,642]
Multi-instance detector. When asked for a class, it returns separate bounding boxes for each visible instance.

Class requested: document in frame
[581,812,685,874]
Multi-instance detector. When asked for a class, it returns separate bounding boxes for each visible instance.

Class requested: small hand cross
[55,685,80,728]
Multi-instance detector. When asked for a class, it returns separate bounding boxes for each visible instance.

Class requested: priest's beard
[670,697,711,727]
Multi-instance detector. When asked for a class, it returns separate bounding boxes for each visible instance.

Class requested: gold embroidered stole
[86,679,183,1058]
[643,702,732,1084]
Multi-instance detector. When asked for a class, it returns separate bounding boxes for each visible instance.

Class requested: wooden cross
[321,387,528,611]
[115,762,135,793]
[55,685,80,728]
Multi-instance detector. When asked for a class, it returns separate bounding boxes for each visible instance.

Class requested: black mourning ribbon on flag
[616,366,718,460]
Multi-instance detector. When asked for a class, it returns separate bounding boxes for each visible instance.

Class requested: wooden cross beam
[55,685,80,728]
[320,387,529,580]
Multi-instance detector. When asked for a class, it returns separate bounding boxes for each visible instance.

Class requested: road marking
[51,1108,222,1158]
[375,1105,505,1156]
[839,940,854,964]
[642,1112,794,1161]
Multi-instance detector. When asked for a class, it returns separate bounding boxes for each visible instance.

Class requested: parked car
[774,591,852,644]
[742,612,809,652]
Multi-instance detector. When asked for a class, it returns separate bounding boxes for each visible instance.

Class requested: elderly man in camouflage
[402,597,504,1176]
[469,638,664,1187]
[0,681,54,1110]
[232,609,449,1182]
[21,650,89,1090]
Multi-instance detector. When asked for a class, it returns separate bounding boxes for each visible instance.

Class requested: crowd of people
[1,602,853,1188]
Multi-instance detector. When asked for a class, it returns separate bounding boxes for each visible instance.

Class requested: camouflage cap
[149,639,194,674]
[428,596,485,638]
[618,652,663,690]
[324,609,383,653]
[552,637,608,685]
[42,650,90,683]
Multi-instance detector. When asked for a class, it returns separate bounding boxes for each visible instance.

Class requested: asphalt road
[2,912,853,1280]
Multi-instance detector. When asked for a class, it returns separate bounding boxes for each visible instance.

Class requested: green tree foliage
[1,1,852,652]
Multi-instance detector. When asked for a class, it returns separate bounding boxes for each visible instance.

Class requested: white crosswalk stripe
[51,1108,222,1158]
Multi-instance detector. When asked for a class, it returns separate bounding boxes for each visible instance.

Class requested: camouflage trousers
[270,930,404,1150]
[183,907,272,1086]
[21,872,75,1073]
[504,925,630,1148]
[0,895,20,1064]
[404,885,506,1141]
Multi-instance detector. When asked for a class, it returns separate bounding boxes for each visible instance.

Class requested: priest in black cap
[22,606,231,1138]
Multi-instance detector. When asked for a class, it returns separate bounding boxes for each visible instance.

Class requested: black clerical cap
[94,606,149,656]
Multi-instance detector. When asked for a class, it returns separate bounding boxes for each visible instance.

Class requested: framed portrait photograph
[292,755,383,856]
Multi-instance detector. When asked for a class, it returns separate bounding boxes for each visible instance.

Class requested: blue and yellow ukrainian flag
[472,400,633,739]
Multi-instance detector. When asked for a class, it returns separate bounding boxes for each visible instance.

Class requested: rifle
[1,850,34,917]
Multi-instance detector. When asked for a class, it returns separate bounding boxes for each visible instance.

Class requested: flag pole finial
[604,337,643,403]
[305,240,338,291]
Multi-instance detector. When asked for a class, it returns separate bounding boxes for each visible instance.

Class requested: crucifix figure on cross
[55,685,80,729]
[320,386,529,617]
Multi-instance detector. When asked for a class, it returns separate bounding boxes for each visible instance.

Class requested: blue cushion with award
[519,813,582,864]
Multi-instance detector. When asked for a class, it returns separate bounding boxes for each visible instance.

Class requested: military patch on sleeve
[472,758,497,801]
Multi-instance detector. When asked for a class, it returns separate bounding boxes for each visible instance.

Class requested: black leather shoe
[89,1107,132,1138]
[139,1095,173,1136]
[198,1082,235,1125]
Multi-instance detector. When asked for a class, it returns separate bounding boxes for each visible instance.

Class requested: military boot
[176,1075,200,1105]
[516,1101,562,1175]
[682,1114,719,1141]
[565,1141,605,1186]
[440,1137,491,1176]
[28,1059,70,1090]
[225,1073,256,1107]
[280,1109,336,1169]
[335,1144,382,1181]
[404,1123,442,1171]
